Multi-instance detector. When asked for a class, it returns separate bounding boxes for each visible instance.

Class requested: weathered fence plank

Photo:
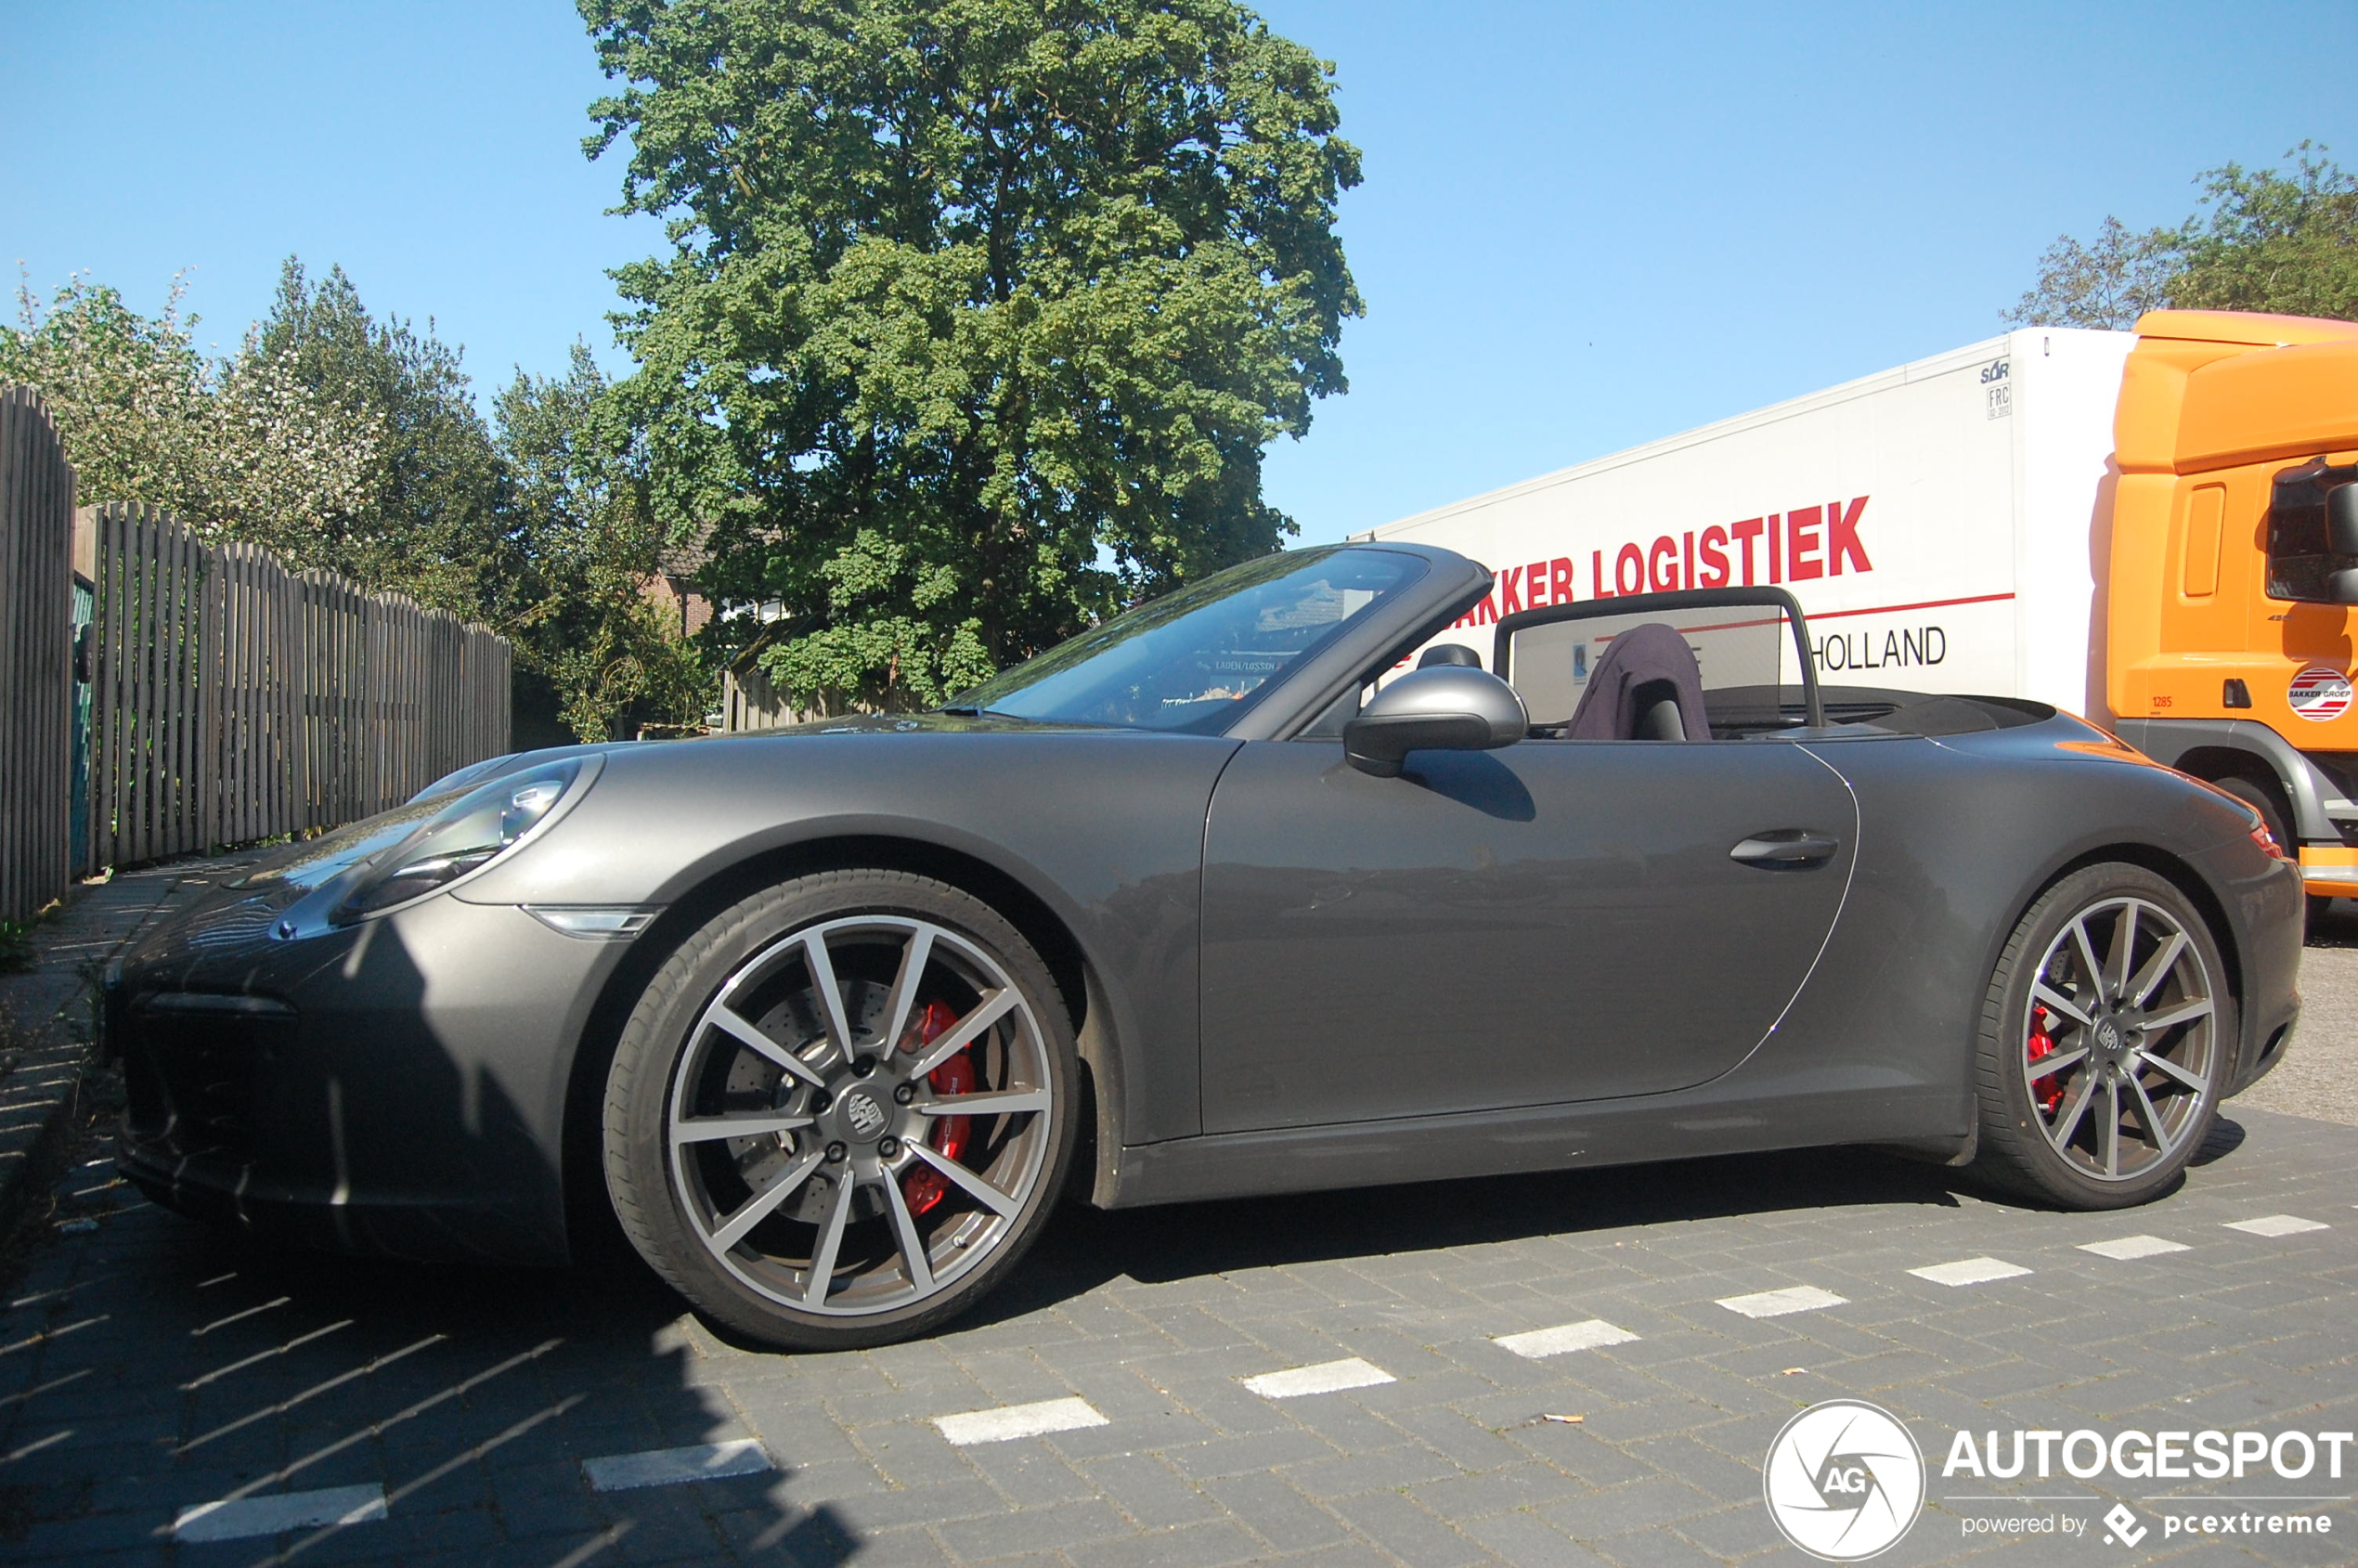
[4,384,513,891]
[0,389,74,923]
[79,500,512,869]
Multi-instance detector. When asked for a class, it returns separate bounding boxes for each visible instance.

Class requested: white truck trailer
[1361,327,2132,717]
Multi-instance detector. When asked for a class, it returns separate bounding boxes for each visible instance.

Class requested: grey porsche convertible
[110,542,2304,1349]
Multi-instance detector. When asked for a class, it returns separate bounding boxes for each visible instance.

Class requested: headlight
[333,758,599,922]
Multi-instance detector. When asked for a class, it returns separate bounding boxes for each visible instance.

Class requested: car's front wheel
[603,871,1078,1349]
[1969,862,2230,1208]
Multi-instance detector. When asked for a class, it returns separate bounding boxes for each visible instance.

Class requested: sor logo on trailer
[2288,664,2353,723]
[1981,357,2013,420]
[1762,1400,1925,1561]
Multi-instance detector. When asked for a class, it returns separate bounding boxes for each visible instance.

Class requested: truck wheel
[2209,775,2316,930]
[2212,775,2294,859]
[603,871,1079,1350]
[1968,863,2229,1209]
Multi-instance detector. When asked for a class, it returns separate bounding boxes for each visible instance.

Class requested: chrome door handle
[1730,830,1841,868]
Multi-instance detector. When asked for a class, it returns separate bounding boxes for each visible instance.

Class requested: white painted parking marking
[2078,1235,2190,1260]
[192,1296,290,1337]
[933,1396,1108,1446]
[1909,1257,2031,1287]
[173,1483,386,1543]
[1492,1319,1639,1358]
[2223,1214,2330,1238]
[1716,1286,1846,1318]
[1241,1357,1396,1398]
[582,1438,774,1492]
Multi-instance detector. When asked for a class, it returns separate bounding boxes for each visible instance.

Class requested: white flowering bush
[0,272,382,561]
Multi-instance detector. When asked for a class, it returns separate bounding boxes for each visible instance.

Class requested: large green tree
[580,0,1361,711]
[494,345,708,741]
[2008,145,2358,329]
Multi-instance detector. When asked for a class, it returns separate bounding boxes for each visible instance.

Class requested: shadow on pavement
[974,1140,1974,1326]
[2305,896,2358,950]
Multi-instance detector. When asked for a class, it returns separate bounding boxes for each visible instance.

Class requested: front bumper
[111,886,630,1264]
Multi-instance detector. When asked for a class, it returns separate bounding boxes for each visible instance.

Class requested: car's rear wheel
[604,871,1077,1349]
[1969,862,2229,1209]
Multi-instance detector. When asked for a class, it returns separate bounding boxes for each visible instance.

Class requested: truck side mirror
[2329,566,2358,605]
[2328,484,2358,557]
[1343,666,1528,777]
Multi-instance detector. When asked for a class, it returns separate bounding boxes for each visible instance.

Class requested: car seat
[1563,622,1709,740]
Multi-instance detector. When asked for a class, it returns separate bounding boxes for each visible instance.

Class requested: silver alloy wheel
[2020,895,2216,1182]
[666,914,1054,1316]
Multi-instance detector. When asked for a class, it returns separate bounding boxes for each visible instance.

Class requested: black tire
[1968,862,2232,1209]
[2212,774,2293,858]
[2209,774,2314,937]
[603,871,1079,1350]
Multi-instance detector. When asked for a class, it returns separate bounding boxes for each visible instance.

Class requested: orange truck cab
[2105,311,2358,898]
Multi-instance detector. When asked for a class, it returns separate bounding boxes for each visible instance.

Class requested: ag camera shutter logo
[1763,1400,1925,1560]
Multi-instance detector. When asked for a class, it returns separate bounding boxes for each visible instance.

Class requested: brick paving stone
[1325,1489,1489,1568]
[1199,1469,1350,1551]
[1543,1475,1725,1540]
[1282,1441,1472,1500]
[1588,1523,1749,1568]
[1507,1424,1666,1491]
[1081,1452,1222,1531]
[1065,1519,1269,1568]
[1458,1509,1617,1567]
[1674,1501,1785,1558]
[1276,1391,1411,1451]
[959,1442,1097,1507]
[928,1497,1131,1561]
[1409,1461,1595,1521]
[1622,1432,1764,1507]
[1162,1425,1341,1481]
[814,1479,1006,1534]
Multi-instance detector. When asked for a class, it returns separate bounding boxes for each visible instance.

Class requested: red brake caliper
[900,999,973,1215]
[2026,1006,2065,1114]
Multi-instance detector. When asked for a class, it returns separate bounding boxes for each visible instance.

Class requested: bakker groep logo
[1762,1400,1926,1561]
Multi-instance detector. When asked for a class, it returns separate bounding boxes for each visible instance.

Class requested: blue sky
[5,1,2352,544]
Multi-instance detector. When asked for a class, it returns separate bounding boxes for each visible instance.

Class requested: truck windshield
[946,548,1425,732]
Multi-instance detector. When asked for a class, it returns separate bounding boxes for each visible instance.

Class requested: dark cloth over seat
[1563,622,1711,741]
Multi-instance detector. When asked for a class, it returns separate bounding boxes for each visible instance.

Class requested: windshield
[948,548,1427,732]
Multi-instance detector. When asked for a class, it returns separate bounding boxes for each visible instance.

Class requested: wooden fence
[83,502,512,870]
[0,390,75,924]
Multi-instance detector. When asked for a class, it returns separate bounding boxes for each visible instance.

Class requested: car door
[1197,589,1857,1134]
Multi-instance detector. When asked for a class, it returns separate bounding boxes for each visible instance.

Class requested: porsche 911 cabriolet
[110,542,2304,1348]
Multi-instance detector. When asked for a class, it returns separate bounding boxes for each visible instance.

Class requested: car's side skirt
[1099,1082,1970,1210]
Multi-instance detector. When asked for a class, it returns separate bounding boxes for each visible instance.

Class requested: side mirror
[2328,566,2358,605]
[2329,484,2358,557]
[1343,667,1528,778]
